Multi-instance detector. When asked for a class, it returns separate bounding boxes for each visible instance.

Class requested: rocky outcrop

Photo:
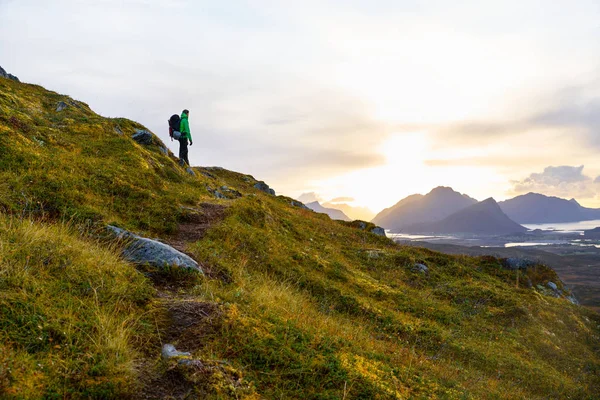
[371,227,386,236]
[208,186,242,199]
[0,66,19,82]
[132,129,153,145]
[56,101,68,112]
[107,225,202,273]
[412,263,429,274]
[290,199,310,210]
[162,344,192,360]
[254,181,275,195]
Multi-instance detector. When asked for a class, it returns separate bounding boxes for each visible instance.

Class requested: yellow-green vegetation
[0,216,154,398]
[1,76,599,399]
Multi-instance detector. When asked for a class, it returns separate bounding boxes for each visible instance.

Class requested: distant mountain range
[498,193,600,224]
[321,202,375,221]
[305,201,351,221]
[372,187,477,232]
[297,193,374,221]
[407,198,528,235]
[372,187,600,235]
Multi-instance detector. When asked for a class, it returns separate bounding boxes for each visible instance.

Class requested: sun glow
[309,131,509,214]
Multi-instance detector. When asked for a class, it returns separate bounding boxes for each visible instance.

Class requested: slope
[1,73,600,399]
[372,187,477,232]
[408,198,528,235]
[499,192,600,224]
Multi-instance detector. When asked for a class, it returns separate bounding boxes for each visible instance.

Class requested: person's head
[182,109,189,116]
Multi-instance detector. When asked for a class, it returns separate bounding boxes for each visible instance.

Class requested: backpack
[168,114,181,140]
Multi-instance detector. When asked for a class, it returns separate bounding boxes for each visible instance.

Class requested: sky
[1,0,599,213]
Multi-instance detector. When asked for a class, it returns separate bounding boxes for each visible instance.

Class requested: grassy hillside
[1,76,599,399]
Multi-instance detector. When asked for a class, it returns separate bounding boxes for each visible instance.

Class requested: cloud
[423,76,599,154]
[297,192,321,203]
[509,165,600,199]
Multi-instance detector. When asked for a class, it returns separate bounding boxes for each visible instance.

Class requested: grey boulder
[56,101,68,112]
[132,129,153,145]
[413,263,429,274]
[162,344,191,360]
[371,227,386,237]
[107,225,202,273]
[254,181,276,195]
[547,281,558,291]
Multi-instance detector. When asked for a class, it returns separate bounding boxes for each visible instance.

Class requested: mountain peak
[500,192,600,224]
[428,186,457,195]
[406,197,526,235]
[372,187,477,231]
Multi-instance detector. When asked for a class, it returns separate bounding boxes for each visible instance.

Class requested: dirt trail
[136,202,229,399]
[167,202,226,253]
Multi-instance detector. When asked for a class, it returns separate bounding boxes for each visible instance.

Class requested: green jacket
[179,113,192,141]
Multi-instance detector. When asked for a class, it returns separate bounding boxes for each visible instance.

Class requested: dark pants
[179,138,190,166]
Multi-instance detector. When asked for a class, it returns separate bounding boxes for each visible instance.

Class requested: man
[178,109,192,166]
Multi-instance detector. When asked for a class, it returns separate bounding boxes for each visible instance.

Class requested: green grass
[0,216,155,398]
[1,76,600,399]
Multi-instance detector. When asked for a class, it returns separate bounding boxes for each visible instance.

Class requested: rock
[547,281,558,291]
[358,222,367,230]
[207,186,241,199]
[159,146,168,155]
[413,263,428,274]
[186,167,195,176]
[221,186,242,198]
[114,126,123,135]
[132,129,153,145]
[290,200,310,210]
[209,189,227,199]
[0,65,19,82]
[162,344,191,360]
[68,99,83,109]
[566,295,580,305]
[502,258,536,270]
[371,227,386,237]
[56,101,68,112]
[254,181,275,195]
[367,250,384,259]
[106,225,202,272]
[200,170,216,179]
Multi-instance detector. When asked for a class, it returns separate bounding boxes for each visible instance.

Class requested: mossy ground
[1,77,599,399]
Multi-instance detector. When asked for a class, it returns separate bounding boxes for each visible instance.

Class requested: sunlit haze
[2,0,599,213]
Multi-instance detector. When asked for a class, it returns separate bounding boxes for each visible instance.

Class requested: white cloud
[510,166,600,199]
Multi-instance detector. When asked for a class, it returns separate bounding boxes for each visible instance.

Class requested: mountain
[322,201,375,221]
[407,198,528,235]
[305,201,352,221]
[372,187,477,232]
[1,69,599,399]
[499,192,600,224]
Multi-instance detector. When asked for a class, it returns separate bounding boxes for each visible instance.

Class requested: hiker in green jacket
[178,109,192,166]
